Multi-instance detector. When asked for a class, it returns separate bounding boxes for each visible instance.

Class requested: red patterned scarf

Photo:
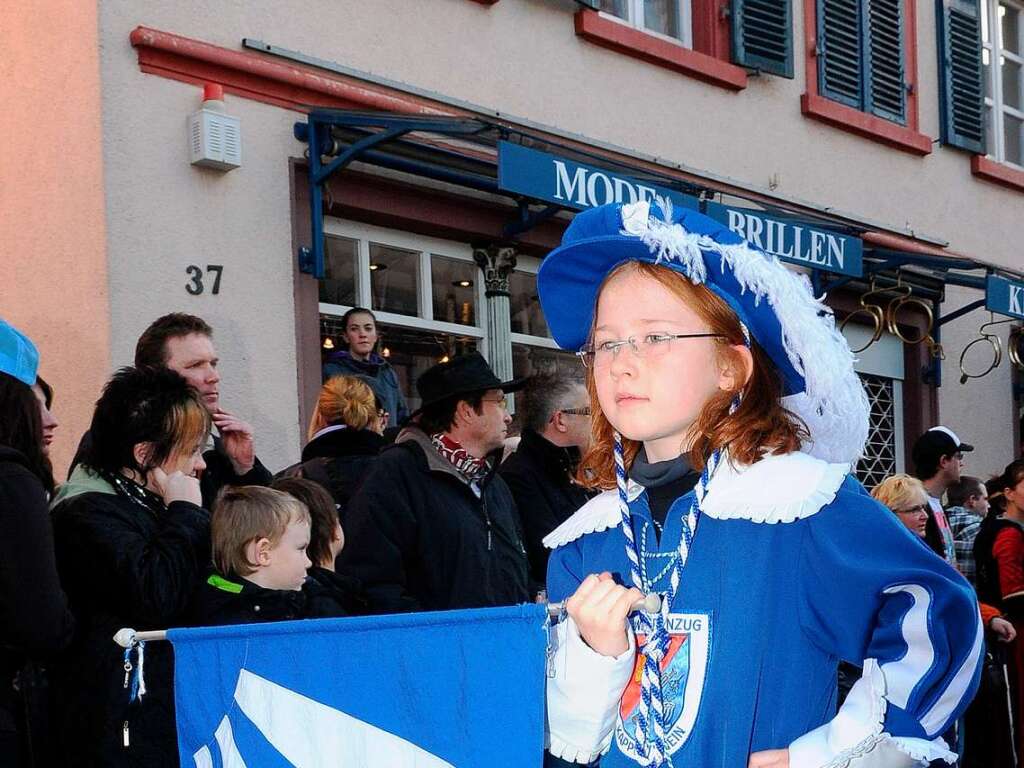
[430,432,489,482]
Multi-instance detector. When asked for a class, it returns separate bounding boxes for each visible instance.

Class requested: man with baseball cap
[336,352,531,613]
[912,425,974,566]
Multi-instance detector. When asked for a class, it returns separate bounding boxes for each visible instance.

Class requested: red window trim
[971,155,1024,193]
[573,9,747,91]
[800,0,932,155]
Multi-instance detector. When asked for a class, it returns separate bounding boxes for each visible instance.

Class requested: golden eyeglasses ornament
[1007,325,1024,370]
[958,314,1015,384]
[839,278,889,353]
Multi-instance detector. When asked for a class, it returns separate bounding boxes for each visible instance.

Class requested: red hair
[577,262,807,490]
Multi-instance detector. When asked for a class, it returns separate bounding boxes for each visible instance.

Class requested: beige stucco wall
[96,20,304,470]
[92,0,1022,469]
[937,283,1020,479]
[1,0,111,477]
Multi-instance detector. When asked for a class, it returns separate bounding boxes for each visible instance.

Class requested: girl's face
[1006,475,1024,515]
[32,384,58,456]
[344,313,378,358]
[157,438,207,480]
[592,268,734,463]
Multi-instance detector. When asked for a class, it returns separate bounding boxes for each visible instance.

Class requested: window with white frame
[318,222,574,414]
[983,0,1024,167]
[598,0,693,47]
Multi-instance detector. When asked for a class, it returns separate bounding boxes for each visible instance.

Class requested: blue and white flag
[169,604,549,767]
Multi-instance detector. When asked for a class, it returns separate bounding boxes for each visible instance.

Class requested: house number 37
[185,265,224,295]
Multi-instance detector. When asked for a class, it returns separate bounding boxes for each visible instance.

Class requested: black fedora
[415,352,527,411]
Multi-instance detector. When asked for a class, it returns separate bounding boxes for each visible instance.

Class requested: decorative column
[473,244,517,387]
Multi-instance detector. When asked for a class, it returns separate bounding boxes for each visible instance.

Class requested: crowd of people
[0,202,1019,768]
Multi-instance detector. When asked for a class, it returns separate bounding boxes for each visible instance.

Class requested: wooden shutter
[818,0,865,107]
[937,0,985,151]
[731,0,795,77]
[866,0,907,122]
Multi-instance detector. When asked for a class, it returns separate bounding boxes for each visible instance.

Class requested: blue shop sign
[706,202,863,277]
[497,141,699,212]
[986,275,1024,320]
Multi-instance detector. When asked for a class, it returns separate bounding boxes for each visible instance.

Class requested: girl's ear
[132,441,155,470]
[718,345,754,392]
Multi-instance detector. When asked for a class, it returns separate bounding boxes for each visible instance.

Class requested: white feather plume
[618,199,870,465]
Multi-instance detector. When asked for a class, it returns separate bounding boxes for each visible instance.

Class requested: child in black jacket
[192,486,361,626]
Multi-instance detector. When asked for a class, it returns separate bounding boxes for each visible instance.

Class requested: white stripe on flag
[214,715,248,768]
[193,745,213,768]
[233,668,454,767]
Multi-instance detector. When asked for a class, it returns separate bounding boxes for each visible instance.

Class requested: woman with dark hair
[321,307,409,427]
[49,366,212,767]
[0,320,74,767]
[31,375,58,459]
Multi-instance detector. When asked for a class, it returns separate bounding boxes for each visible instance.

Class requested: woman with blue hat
[0,318,74,765]
[539,201,982,768]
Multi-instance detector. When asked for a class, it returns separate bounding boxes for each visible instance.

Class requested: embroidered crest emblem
[615,613,711,759]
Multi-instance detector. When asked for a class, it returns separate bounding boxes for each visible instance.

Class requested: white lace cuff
[788,660,956,768]
[545,617,636,764]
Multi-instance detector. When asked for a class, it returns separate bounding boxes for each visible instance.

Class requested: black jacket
[49,471,210,767]
[498,430,594,591]
[190,569,363,627]
[71,430,272,509]
[0,446,74,758]
[974,515,1024,616]
[336,427,530,613]
[199,434,273,509]
[275,426,384,527]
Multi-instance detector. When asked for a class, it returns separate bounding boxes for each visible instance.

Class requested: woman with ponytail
[538,202,982,768]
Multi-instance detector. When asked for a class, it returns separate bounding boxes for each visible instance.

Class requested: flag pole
[545,592,661,618]
[113,628,168,648]
[113,593,661,647]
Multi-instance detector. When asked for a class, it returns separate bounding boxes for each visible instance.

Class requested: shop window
[319,236,358,307]
[982,0,1024,167]
[320,314,478,413]
[431,255,477,327]
[509,271,550,338]
[370,242,420,317]
[597,0,692,46]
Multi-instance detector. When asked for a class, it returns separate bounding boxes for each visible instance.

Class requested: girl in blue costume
[539,200,982,768]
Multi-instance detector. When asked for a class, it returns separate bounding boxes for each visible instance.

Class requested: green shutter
[937,0,985,151]
[818,0,865,107]
[866,0,907,123]
[731,0,795,77]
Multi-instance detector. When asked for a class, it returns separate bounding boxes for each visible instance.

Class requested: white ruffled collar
[701,451,850,524]
[543,451,850,549]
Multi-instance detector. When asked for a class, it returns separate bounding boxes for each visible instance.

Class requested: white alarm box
[188,108,241,171]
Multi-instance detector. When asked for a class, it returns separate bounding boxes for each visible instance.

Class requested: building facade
[5,0,1023,483]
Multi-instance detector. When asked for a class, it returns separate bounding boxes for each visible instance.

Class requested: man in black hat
[911,425,974,566]
[336,352,530,613]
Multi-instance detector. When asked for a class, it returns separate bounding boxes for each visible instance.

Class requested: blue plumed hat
[537,200,869,465]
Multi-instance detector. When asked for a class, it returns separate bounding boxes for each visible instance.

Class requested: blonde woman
[276,376,385,523]
[871,473,931,538]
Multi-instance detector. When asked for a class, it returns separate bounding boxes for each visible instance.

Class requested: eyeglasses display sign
[986,275,1024,321]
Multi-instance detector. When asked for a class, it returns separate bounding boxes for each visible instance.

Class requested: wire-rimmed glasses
[576,333,725,369]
